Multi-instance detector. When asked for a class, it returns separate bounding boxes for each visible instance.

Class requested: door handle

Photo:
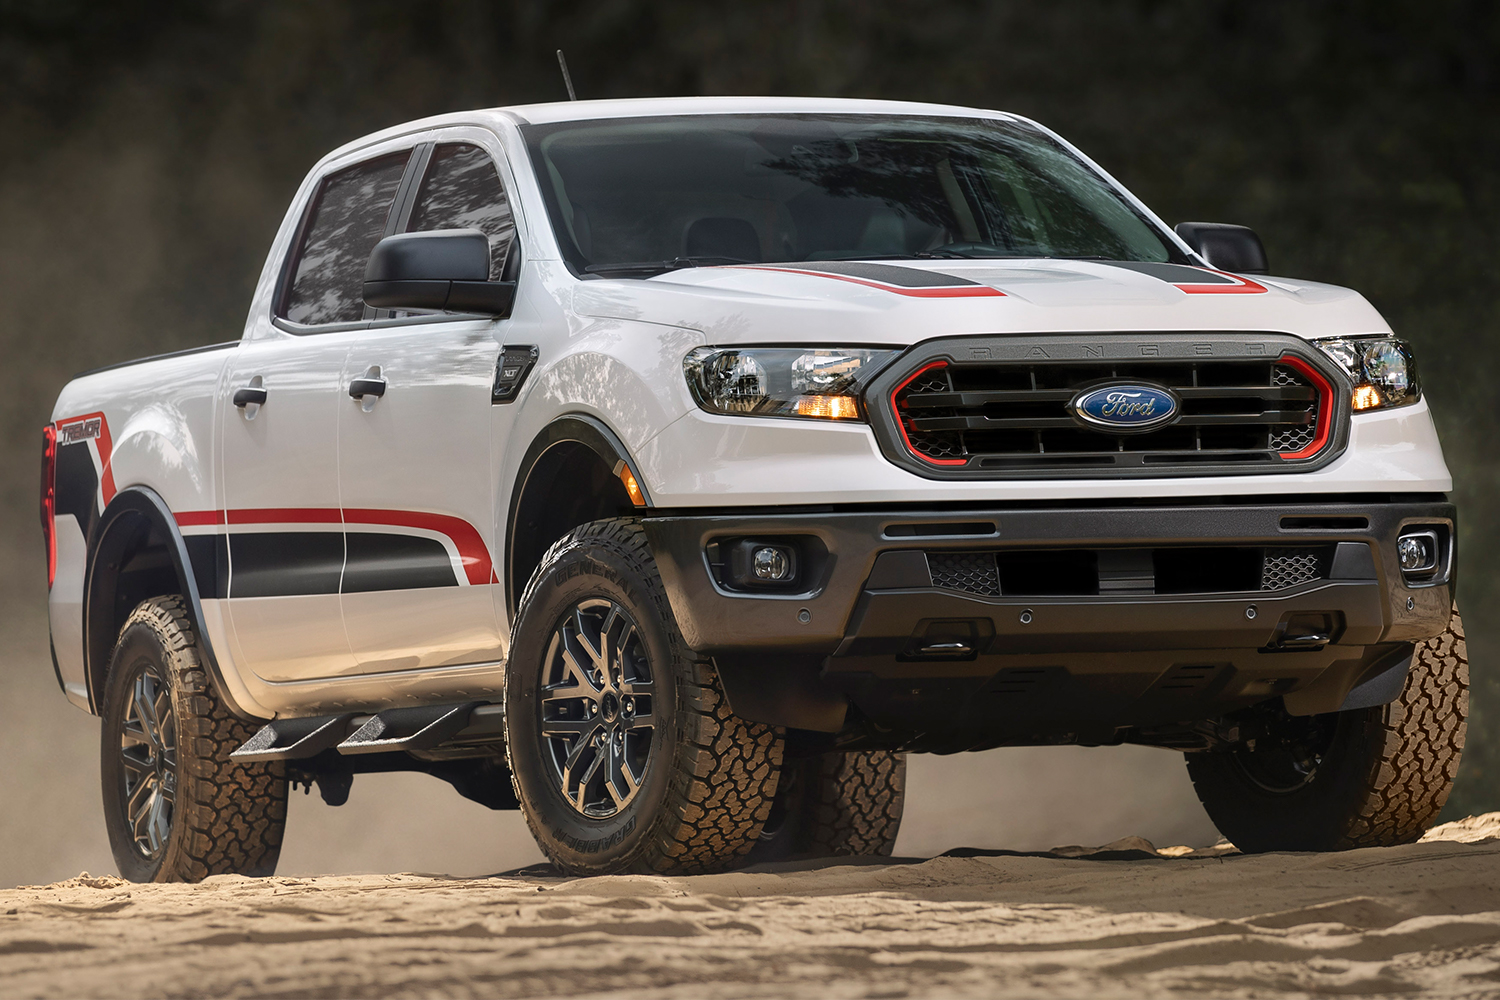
[233,387,267,408]
[349,377,387,400]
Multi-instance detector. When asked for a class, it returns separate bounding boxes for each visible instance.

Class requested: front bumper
[642,498,1455,749]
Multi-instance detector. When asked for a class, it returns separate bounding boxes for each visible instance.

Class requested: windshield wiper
[584,256,751,277]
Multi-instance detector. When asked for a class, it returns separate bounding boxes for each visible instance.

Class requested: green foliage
[1,0,1494,812]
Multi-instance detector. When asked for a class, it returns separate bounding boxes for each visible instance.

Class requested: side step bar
[230,702,503,761]
[230,714,356,762]
[337,702,481,755]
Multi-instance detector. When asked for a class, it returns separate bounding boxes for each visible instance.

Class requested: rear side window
[283,152,410,325]
[406,143,514,280]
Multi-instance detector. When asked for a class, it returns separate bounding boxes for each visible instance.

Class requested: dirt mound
[3,818,1500,997]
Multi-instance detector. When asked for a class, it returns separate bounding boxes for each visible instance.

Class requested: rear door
[218,150,411,683]
[335,140,514,672]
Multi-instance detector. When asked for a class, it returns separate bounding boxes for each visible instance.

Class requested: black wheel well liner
[505,415,650,619]
[82,486,250,718]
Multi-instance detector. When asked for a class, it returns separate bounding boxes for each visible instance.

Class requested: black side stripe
[185,535,229,600]
[54,442,100,538]
[229,532,344,598]
[185,531,460,598]
[343,532,456,593]
[757,260,986,287]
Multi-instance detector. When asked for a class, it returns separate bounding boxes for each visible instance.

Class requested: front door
[336,141,513,672]
[219,149,411,683]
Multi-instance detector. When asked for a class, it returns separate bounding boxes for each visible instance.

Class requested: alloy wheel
[539,599,656,818]
[118,664,177,859]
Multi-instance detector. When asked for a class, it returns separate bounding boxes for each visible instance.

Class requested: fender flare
[504,414,651,618]
[82,486,250,719]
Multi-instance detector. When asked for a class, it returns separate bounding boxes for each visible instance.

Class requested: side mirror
[363,229,515,315]
[1174,222,1269,275]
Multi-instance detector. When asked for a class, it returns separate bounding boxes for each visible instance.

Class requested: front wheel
[100,597,287,882]
[504,519,784,876]
[1186,605,1467,852]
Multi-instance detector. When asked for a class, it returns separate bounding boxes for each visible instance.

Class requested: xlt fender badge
[493,345,538,404]
[1068,382,1181,433]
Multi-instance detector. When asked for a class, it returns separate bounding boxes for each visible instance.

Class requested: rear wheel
[751,751,907,862]
[1186,606,1467,852]
[504,519,784,876]
[100,597,287,882]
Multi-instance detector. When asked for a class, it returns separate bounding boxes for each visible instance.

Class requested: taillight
[40,424,56,589]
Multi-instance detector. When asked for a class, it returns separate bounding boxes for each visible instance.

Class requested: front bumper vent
[926,545,1335,599]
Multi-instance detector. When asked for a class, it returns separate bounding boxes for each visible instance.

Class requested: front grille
[879,337,1340,478]
[924,545,1334,598]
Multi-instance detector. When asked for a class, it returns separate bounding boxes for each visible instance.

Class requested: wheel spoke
[132,676,160,750]
[617,676,653,698]
[572,609,604,669]
[146,788,171,853]
[121,721,152,747]
[560,638,602,695]
[120,749,154,776]
[574,745,607,809]
[541,598,656,820]
[542,717,598,739]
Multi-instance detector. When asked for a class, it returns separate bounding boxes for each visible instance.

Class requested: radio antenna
[556,49,578,101]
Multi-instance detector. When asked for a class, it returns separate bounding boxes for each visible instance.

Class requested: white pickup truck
[42,97,1466,882]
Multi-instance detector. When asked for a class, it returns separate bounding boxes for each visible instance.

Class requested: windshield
[522,114,1180,274]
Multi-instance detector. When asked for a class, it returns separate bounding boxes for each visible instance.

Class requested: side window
[406,143,515,280]
[282,151,410,325]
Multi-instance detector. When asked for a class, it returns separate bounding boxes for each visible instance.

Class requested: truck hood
[568,258,1391,345]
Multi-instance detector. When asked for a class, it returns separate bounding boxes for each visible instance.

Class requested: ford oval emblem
[1069,382,1180,433]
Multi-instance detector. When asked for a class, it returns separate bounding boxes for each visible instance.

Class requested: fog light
[1398,534,1437,573]
[753,546,791,581]
[723,538,801,589]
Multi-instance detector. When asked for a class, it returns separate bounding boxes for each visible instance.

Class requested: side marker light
[616,462,645,506]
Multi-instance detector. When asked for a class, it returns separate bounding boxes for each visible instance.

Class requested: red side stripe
[174,510,225,526]
[344,509,495,586]
[227,507,342,525]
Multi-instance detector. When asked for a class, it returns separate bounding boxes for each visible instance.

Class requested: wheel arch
[505,414,651,620]
[83,486,248,718]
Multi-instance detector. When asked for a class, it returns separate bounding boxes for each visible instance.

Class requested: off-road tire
[750,751,906,862]
[504,518,784,876]
[100,596,287,882]
[1187,605,1467,852]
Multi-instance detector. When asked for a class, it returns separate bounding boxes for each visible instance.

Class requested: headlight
[684,347,898,421]
[1312,337,1421,411]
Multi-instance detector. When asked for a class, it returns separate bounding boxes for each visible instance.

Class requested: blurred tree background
[0,0,1495,815]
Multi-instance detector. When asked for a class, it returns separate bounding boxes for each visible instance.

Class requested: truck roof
[498,95,1018,125]
[324,96,1021,166]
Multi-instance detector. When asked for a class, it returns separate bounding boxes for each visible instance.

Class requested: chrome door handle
[349,377,387,400]
[233,387,267,408]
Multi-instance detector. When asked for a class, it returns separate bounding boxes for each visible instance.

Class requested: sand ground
[5,815,1500,999]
